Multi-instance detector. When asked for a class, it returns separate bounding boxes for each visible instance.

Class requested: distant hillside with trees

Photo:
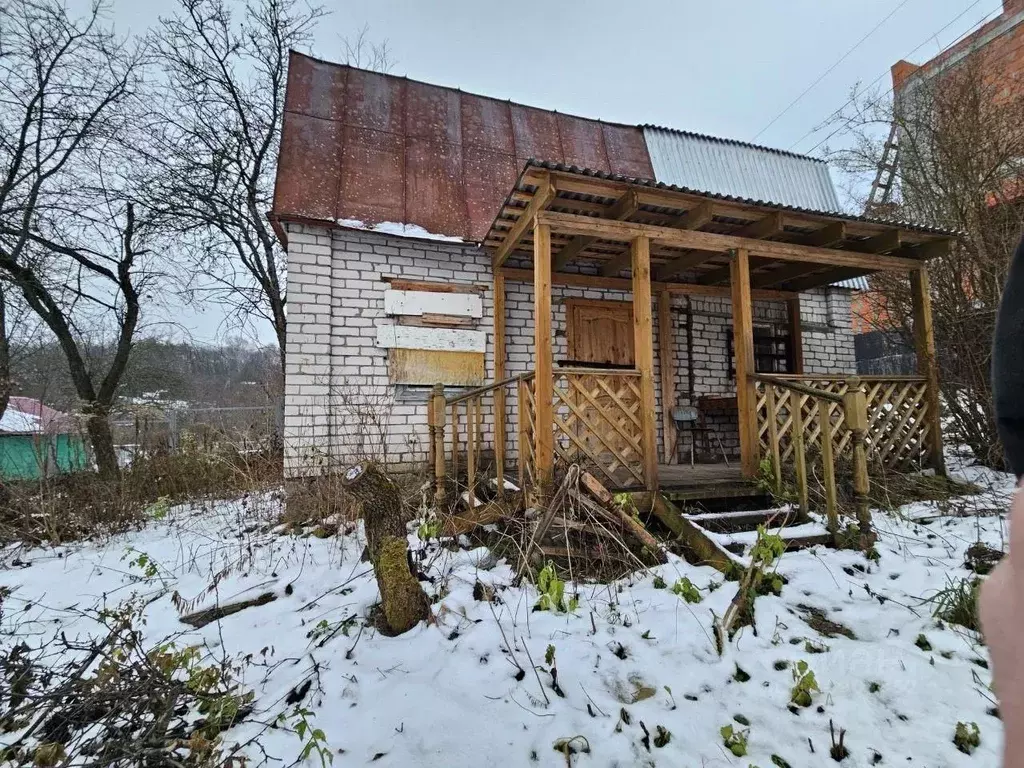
[10,339,280,413]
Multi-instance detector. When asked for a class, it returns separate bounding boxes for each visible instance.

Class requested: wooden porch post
[910,266,945,473]
[632,236,659,489]
[658,290,676,464]
[533,220,555,493]
[787,297,804,374]
[730,248,758,478]
[493,271,506,497]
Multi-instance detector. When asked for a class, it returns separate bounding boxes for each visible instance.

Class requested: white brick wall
[283,223,858,477]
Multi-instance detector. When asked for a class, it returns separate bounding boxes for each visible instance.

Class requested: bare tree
[0,0,159,479]
[0,285,9,424]
[826,54,1024,469]
[342,24,394,72]
[151,0,325,378]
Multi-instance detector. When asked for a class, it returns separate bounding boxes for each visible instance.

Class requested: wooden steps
[686,507,799,534]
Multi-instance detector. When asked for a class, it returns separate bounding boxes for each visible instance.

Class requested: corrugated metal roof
[273,53,654,241]
[643,126,842,213]
[834,276,870,291]
[518,159,959,238]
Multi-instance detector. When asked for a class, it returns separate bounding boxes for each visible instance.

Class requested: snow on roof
[0,408,41,434]
[0,397,75,435]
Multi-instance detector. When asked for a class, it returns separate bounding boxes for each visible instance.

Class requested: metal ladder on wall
[865,122,900,215]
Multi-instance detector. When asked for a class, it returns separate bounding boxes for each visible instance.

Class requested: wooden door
[566,300,635,366]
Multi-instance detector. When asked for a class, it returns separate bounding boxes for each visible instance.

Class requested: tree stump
[342,461,409,563]
[342,461,428,635]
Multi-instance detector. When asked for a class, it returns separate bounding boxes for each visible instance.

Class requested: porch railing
[752,373,935,542]
[429,367,648,506]
[429,373,531,506]
[549,368,646,488]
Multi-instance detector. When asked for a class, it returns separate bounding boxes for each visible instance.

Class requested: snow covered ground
[0,454,1015,767]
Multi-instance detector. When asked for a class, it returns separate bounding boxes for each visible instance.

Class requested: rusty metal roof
[272,52,654,242]
[643,126,842,213]
[273,54,956,247]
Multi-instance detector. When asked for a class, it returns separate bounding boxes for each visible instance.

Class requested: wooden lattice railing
[755,375,935,472]
[753,374,873,542]
[547,368,646,488]
[518,373,537,491]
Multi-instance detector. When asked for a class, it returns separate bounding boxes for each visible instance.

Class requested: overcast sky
[108,0,1003,343]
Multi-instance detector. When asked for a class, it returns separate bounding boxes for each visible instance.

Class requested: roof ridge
[287,50,642,131]
[641,124,829,164]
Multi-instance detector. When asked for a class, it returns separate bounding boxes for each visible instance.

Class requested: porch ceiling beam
[858,228,903,254]
[650,202,718,281]
[667,200,715,230]
[802,221,846,248]
[782,266,873,293]
[699,256,772,286]
[499,267,796,301]
[493,171,556,268]
[733,210,784,240]
[556,190,639,272]
[535,210,924,271]
[654,250,718,281]
[750,261,829,289]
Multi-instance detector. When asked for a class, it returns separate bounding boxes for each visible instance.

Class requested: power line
[788,0,993,154]
[751,0,915,142]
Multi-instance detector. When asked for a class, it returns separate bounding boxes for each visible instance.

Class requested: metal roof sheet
[273,53,654,241]
[833,276,870,291]
[642,126,842,213]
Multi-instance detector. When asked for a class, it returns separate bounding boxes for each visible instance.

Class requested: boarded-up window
[565,299,635,367]
[376,281,487,386]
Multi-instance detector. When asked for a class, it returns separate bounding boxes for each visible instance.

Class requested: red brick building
[891,0,1024,101]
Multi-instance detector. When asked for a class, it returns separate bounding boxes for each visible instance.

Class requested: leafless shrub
[826,53,1024,469]
[0,596,259,767]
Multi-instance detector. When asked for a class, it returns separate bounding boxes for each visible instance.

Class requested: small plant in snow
[535,562,577,612]
[790,660,820,707]
[280,706,333,767]
[953,721,981,755]
[652,574,667,589]
[147,496,172,520]
[720,723,749,757]
[122,547,160,580]
[671,577,702,603]
[417,517,443,540]
[915,633,932,652]
[930,576,981,632]
[829,719,849,761]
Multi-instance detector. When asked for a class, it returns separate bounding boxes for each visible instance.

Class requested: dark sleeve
[994,234,1024,478]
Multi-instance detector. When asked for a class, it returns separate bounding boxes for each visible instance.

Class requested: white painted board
[384,289,483,318]
[375,325,486,353]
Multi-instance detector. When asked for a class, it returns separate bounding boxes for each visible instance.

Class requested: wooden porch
[426,163,955,524]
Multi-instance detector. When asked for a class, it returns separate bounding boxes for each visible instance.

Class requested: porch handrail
[765,373,926,383]
[430,372,537,506]
[444,372,534,406]
[750,373,873,546]
[752,374,844,404]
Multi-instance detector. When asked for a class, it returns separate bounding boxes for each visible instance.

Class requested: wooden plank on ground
[645,494,738,576]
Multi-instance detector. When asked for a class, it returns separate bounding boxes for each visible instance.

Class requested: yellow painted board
[388,349,485,386]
